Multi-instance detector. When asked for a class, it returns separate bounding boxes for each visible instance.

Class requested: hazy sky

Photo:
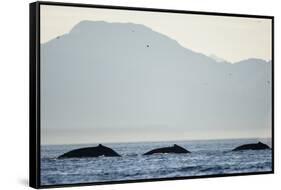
[40,5,272,63]
[40,5,272,145]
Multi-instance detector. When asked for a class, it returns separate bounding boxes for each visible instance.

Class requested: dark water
[41,138,272,185]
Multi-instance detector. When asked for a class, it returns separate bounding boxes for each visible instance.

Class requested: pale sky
[40,4,272,63]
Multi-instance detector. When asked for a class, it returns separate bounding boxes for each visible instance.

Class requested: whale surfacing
[58,144,121,159]
[143,144,190,155]
[232,142,270,151]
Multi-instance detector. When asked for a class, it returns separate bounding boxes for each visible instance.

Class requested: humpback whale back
[143,144,191,155]
[232,142,270,151]
[58,144,121,159]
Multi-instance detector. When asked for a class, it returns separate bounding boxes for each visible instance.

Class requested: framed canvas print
[29,1,274,188]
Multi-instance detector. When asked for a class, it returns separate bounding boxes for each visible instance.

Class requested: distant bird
[146,44,150,48]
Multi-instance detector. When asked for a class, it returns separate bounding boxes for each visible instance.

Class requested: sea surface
[41,138,272,186]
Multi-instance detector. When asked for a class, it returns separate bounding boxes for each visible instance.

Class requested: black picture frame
[30,1,274,189]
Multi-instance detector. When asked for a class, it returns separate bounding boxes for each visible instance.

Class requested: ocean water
[41,138,272,186]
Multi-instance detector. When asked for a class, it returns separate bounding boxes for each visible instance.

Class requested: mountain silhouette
[41,21,272,143]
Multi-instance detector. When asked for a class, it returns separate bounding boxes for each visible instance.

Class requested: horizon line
[41,136,272,146]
